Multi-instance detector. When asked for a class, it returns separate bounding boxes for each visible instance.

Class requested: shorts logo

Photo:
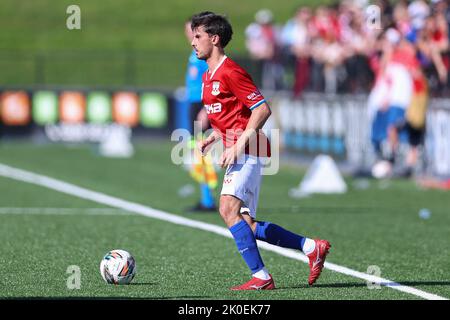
[224,174,233,184]
[211,81,220,96]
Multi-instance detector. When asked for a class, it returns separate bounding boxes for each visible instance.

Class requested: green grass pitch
[0,0,333,87]
[0,139,449,299]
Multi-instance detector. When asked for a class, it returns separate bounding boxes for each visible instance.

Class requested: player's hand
[219,146,239,168]
[197,139,211,155]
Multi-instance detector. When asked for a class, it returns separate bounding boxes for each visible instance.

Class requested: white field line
[0,162,447,300]
[0,207,133,216]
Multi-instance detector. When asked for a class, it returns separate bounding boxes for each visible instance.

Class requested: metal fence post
[34,53,45,84]
[125,49,136,85]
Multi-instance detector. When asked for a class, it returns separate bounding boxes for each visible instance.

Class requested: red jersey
[201,56,271,157]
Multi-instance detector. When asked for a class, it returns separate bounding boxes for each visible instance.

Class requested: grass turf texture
[0,0,333,87]
[0,139,449,299]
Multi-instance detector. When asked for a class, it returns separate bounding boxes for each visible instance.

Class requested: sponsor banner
[87,92,111,124]
[33,91,58,125]
[0,91,31,126]
[60,91,86,124]
[44,123,130,143]
[1,88,173,139]
[112,92,139,127]
[140,93,168,128]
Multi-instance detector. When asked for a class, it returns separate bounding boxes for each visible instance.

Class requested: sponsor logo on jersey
[211,81,220,96]
[204,103,222,114]
[247,90,262,101]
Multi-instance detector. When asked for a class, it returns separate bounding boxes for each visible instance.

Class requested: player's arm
[236,101,271,150]
[219,68,271,167]
[219,102,271,168]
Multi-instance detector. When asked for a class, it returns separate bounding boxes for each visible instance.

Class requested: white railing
[269,92,450,176]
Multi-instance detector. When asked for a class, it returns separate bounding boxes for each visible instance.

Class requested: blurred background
[1,0,450,181]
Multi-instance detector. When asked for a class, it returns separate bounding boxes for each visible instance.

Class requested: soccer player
[191,11,331,290]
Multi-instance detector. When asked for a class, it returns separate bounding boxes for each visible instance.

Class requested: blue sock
[255,221,306,251]
[229,220,265,274]
[200,183,214,208]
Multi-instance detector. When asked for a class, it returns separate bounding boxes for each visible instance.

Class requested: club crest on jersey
[211,81,220,96]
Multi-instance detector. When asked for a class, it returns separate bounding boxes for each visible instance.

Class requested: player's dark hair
[191,11,233,48]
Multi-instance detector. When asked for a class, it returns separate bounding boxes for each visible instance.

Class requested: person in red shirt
[191,11,331,290]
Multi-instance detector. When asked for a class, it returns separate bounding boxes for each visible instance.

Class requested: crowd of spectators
[245,0,450,97]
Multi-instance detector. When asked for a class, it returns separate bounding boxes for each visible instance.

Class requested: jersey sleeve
[226,68,266,110]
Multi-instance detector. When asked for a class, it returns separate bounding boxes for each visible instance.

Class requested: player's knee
[218,201,232,220]
[219,198,240,223]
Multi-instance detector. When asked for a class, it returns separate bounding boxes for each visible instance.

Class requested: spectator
[282,7,313,97]
[416,14,448,94]
[401,62,428,177]
[369,27,430,177]
[310,6,347,94]
[247,1,450,97]
[433,0,450,93]
[408,0,431,32]
[341,6,375,92]
[369,28,414,166]
[394,1,413,36]
[245,9,284,91]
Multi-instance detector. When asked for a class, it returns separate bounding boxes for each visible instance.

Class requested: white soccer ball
[371,160,392,179]
[100,249,136,285]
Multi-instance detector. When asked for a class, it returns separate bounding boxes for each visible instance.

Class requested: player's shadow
[128,282,157,286]
[281,280,450,290]
[259,206,380,215]
[386,281,450,287]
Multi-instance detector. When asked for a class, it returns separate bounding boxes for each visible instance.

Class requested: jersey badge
[211,81,220,96]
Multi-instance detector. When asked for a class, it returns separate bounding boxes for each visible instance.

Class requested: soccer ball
[371,160,392,179]
[100,249,136,285]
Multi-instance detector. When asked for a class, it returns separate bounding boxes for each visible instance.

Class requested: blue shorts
[387,106,406,128]
[371,109,388,145]
[371,106,408,146]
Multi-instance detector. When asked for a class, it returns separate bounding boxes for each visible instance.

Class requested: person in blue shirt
[184,17,217,212]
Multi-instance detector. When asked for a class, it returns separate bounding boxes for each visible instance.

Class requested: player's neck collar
[208,55,228,80]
